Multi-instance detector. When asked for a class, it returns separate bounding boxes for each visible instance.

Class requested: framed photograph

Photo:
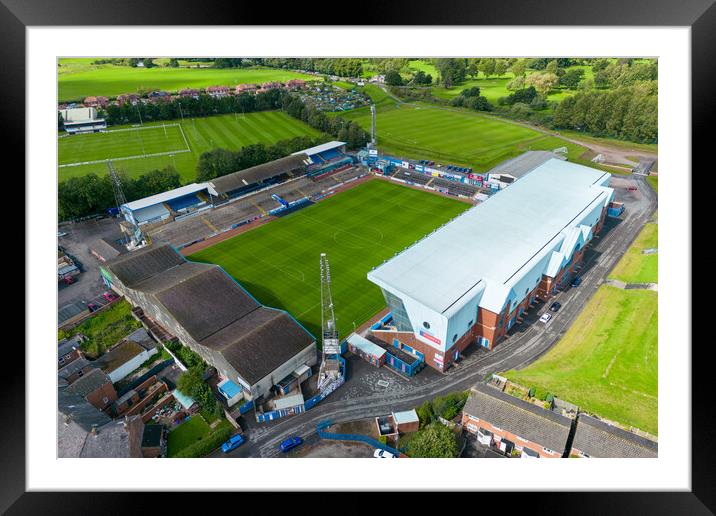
[9,0,710,511]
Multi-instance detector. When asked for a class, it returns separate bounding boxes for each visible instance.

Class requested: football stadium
[106,137,623,381]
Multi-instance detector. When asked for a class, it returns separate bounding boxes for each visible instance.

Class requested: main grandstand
[367,158,615,373]
[100,243,317,405]
[121,142,363,249]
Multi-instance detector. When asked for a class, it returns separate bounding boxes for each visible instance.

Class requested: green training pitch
[188,179,470,341]
[339,100,586,172]
[58,111,322,183]
[503,286,658,435]
[58,63,316,102]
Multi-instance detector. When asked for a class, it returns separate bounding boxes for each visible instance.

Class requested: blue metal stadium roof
[368,159,613,315]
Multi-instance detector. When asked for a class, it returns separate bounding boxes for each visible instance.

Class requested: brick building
[462,384,573,458]
[368,159,614,372]
[64,368,118,413]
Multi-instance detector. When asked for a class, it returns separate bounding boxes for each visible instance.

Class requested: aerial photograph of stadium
[57,57,658,459]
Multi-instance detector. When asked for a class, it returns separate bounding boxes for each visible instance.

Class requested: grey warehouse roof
[572,414,658,458]
[368,159,612,315]
[463,384,573,454]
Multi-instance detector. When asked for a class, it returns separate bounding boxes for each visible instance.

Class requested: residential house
[206,85,230,98]
[571,414,658,458]
[58,356,92,384]
[236,83,258,94]
[64,368,118,413]
[58,334,85,369]
[461,384,573,458]
[93,328,158,383]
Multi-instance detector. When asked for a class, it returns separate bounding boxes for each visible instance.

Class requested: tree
[168,58,179,68]
[177,367,204,398]
[478,58,496,78]
[58,112,64,131]
[525,72,559,96]
[545,59,558,75]
[406,423,459,458]
[494,59,508,77]
[142,58,156,68]
[511,58,528,78]
[559,68,585,89]
[384,70,403,86]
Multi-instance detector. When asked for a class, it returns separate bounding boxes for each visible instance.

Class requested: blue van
[221,434,245,453]
[279,436,303,453]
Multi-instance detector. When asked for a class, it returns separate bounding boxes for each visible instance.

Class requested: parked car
[87,303,99,313]
[539,313,552,323]
[550,302,562,312]
[571,276,582,287]
[57,231,68,237]
[279,436,303,453]
[373,448,396,458]
[628,186,638,191]
[102,291,119,302]
[221,434,245,453]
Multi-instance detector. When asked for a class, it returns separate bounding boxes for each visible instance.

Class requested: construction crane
[318,253,341,391]
[107,161,145,248]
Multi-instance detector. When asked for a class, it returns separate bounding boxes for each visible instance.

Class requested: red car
[102,291,119,302]
[627,186,638,191]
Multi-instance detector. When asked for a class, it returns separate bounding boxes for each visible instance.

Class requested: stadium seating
[167,194,202,212]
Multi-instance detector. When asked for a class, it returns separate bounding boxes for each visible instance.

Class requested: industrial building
[99,243,318,404]
[367,159,614,372]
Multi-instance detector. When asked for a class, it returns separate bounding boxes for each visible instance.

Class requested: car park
[539,313,552,323]
[221,434,245,453]
[373,448,396,458]
[279,436,303,453]
[550,302,561,312]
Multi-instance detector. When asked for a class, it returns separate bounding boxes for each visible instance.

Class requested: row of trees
[553,83,658,143]
[58,166,181,221]
[195,136,322,182]
[281,94,371,150]
[100,88,286,126]
[257,58,363,78]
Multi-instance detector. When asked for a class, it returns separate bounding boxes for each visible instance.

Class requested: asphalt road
[211,173,657,459]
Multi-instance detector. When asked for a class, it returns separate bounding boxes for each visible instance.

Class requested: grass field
[189,180,470,339]
[167,416,211,457]
[58,61,316,102]
[338,100,586,171]
[646,175,658,193]
[503,286,658,434]
[608,223,658,284]
[58,111,322,183]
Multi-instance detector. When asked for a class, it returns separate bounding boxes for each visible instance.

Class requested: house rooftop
[463,384,573,454]
[572,414,658,458]
[65,368,112,397]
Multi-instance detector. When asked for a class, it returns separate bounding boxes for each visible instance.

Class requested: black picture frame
[6,0,709,512]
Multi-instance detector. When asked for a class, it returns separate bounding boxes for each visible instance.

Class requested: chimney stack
[90,424,98,436]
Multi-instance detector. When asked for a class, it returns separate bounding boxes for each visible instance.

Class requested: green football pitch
[188,179,470,341]
[58,111,322,183]
[338,100,586,172]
